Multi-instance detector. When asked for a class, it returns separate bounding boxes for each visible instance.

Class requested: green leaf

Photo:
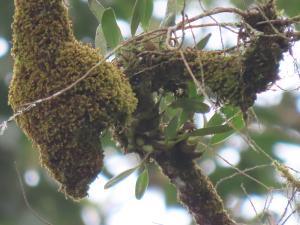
[165,114,180,140]
[175,124,232,143]
[230,113,245,130]
[187,81,198,98]
[206,113,224,127]
[210,111,245,145]
[207,106,241,127]
[159,93,175,114]
[190,124,232,137]
[135,168,149,200]
[101,8,123,48]
[178,110,189,128]
[205,105,245,145]
[95,24,107,55]
[221,105,240,118]
[196,33,212,50]
[131,0,145,36]
[210,130,235,145]
[88,0,105,23]
[171,98,210,113]
[141,0,153,30]
[104,166,138,189]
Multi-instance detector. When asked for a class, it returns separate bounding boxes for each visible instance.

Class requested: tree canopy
[0,0,300,225]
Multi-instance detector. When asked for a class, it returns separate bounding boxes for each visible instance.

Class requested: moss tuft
[9,0,137,199]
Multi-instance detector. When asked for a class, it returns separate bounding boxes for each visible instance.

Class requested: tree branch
[152,141,237,225]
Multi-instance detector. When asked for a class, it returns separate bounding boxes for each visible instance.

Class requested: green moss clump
[9,0,137,200]
[120,47,250,109]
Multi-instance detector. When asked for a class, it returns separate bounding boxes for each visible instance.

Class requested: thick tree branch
[152,141,237,225]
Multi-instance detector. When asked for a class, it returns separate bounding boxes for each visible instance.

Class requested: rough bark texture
[152,142,237,225]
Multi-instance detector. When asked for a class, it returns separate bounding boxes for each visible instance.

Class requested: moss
[120,47,252,110]
[121,34,287,115]
[9,0,137,200]
[119,1,288,117]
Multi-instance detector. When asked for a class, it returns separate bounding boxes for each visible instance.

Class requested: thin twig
[215,164,270,190]
[241,184,260,221]
[278,187,298,225]
[279,206,298,225]
[197,0,225,52]
[216,154,270,190]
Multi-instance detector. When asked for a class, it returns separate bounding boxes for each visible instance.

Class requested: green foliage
[88,0,105,23]
[104,166,139,189]
[131,0,143,36]
[141,0,153,30]
[101,8,123,48]
[164,112,182,141]
[135,167,149,200]
[88,0,107,53]
[207,106,245,144]
[196,33,212,50]
[170,98,210,113]
[131,0,153,36]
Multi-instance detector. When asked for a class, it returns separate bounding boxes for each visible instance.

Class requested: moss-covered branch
[113,1,293,224]
[152,141,236,225]
[9,0,137,200]
[8,0,299,224]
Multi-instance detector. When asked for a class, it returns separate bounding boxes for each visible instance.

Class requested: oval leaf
[88,0,105,23]
[104,166,138,189]
[101,8,123,48]
[135,168,149,200]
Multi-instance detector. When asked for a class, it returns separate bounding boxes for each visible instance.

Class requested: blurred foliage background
[0,0,300,225]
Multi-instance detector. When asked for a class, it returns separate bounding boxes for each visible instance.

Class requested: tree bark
[151,141,237,225]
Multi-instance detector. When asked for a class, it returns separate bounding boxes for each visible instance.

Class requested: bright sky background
[0,0,299,224]
[0,37,9,58]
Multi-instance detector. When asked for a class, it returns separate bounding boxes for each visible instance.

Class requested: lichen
[9,0,137,200]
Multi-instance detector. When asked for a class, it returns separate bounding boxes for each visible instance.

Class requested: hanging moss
[9,0,137,200]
